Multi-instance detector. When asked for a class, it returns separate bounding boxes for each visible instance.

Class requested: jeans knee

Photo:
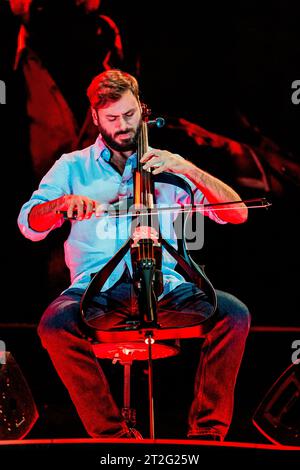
[233,300,251,333]
[37,311,63,350]
[216,290,251,333]
[37,295,81,349]
[37,314,56,347]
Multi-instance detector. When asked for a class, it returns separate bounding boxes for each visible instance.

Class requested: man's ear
[91,108,99,127]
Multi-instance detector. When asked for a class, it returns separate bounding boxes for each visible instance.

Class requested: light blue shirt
[18,135,225,298]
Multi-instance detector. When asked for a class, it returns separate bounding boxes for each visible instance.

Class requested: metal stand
[121,360,136,430]
[133,253,161,438]
[146,332,155,439]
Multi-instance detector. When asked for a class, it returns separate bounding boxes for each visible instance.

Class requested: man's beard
[98,120,142,152]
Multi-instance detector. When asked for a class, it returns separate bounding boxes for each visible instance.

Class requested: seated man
[18,69,250,440]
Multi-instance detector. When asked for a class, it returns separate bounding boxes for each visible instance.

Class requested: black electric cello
[78,103,233,331]
[65,102,270,439]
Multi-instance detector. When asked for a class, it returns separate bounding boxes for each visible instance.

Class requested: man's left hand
[140,149,191,175]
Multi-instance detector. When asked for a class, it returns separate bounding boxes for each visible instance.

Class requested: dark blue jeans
[38,270,250,440]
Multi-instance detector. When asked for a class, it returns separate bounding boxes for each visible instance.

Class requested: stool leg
[121,361,137,429]
[124,362,131,409]
[147,338,155,439]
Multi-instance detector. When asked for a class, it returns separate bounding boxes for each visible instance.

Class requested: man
[18,69,250,440]
[7,0,126,316]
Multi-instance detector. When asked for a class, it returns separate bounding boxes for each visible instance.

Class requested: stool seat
[92,323,207,344]
[92,341,180,361]
[90,323,208,438]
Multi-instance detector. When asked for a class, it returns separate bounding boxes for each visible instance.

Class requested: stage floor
[1,326,300,466]
[0,438,300,467]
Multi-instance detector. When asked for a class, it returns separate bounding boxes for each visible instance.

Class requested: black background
[1,0,300,442]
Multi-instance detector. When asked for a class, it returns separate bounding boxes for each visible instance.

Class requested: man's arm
[140,149,248,224]
[179,162,248,224]
[29,195,103,232]
[18,154,103,237]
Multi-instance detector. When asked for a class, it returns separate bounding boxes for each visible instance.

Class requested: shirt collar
[94,134,137,168]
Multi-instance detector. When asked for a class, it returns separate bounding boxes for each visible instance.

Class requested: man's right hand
[28,195,102,232]
[57,195,103,220]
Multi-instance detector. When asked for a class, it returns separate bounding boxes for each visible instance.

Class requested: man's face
[92,90,142,152]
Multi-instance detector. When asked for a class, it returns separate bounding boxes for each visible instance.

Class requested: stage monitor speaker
[0,351,39,439]
[252,362,300,446]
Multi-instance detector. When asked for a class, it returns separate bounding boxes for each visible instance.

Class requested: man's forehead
[98,91,139,115]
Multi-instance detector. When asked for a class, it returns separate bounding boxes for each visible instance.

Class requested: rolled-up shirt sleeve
[176,175,227,225]
[17,156,70,241]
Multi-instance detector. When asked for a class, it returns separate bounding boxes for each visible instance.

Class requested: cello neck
[135,104,154,208]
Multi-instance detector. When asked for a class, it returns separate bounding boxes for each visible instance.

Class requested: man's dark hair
[87,69,139,108]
